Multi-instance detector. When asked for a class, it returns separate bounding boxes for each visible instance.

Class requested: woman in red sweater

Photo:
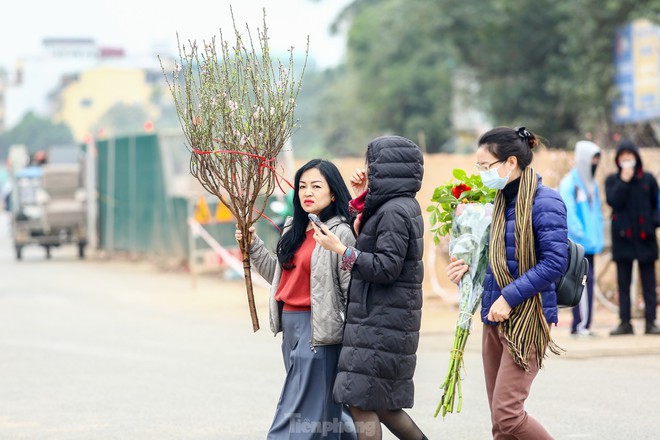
[236,159,356,439]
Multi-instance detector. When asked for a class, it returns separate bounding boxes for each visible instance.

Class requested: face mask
[620,159,636,169]
[480,162,512,190]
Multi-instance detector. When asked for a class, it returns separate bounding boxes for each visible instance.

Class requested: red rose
[452,183,472,199]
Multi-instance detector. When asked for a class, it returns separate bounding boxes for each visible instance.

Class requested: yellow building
[52,67,158,141]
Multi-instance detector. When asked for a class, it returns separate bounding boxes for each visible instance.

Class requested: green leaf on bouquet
[430,209,438,225]
[431,187,445,201]
[452,168,468,181]
[434,195,457,204]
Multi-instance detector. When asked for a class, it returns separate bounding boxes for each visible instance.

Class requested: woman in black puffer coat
[312,135,427,440]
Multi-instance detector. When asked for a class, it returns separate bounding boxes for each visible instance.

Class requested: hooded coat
[332,135,424,411]
[605,140,659,263]
[558,140,605,255]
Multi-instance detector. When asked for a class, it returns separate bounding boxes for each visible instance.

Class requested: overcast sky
[0,0,352,70]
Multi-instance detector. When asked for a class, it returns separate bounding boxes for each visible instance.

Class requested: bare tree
[160,8,308,331]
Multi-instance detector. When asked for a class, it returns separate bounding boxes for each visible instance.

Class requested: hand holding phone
[308,213,325,234]
[308,212,346,255]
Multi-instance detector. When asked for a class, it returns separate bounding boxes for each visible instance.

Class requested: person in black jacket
[605,139,660,335]
[312,135,427,440]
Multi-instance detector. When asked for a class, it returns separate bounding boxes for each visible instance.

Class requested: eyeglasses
[474,160,503,172]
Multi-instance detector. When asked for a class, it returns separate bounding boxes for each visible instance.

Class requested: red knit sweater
[275,229,315,311]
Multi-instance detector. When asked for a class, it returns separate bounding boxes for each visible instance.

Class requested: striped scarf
[489,167,562,371]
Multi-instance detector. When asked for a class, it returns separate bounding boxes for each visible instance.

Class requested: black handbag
[555,239,589,308]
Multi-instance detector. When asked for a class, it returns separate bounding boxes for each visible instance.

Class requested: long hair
[276,159,352,270]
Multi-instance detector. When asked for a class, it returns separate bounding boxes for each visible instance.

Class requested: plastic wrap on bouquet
[436,202,493,418]
[450,203,494,331]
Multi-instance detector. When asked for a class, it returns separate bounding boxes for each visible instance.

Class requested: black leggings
[616,260,657,323]
[349,406,425,440]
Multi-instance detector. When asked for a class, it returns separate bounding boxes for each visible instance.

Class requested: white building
[4,38,105,129]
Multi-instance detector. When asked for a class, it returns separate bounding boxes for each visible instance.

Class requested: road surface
[1,212,659,439]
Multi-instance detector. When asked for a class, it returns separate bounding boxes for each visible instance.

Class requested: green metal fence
[97,134,196,260]
[96,133,281,263]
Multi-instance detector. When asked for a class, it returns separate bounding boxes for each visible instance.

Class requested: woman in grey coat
[236,159,357,439]
[312,136,428,440]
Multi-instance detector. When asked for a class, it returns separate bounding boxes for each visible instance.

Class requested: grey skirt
[267,311,355,440]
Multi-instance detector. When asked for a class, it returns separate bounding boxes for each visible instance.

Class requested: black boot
[610,322,634,336]
[645,322,660,335]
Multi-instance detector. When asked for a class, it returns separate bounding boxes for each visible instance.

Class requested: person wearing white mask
[605,139,660,336]
[559,140,604,337]
[446,126,568,439]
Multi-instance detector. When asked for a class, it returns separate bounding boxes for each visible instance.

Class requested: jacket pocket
[611,214,631,241]
[361,282,370,316]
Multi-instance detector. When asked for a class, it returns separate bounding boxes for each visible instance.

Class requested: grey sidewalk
[421,295,660,359]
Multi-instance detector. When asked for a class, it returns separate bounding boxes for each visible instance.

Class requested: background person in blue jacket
[559,140,604,336]
[447,126,568,440]
[605,139,660,336]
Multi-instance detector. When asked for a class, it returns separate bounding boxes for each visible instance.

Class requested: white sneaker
[571,328,594,337]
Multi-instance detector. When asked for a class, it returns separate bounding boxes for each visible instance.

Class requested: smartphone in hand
[308,213,325,234]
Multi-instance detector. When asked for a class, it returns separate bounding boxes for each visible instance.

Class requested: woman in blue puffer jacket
[447,126,569,439]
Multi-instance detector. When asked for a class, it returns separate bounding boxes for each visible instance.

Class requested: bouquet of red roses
[429,169,495,417]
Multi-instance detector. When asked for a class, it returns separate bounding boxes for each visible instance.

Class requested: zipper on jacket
[309,273,316,352]
[309,301,316,353]
[309,244,317,352]
[309,272,318,352]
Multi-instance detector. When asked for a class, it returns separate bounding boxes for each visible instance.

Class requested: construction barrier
[95,132,282,268]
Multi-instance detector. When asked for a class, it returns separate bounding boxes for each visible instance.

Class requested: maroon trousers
[482,324,554,439]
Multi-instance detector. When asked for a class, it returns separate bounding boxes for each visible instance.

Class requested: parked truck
[10,145,87,260]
